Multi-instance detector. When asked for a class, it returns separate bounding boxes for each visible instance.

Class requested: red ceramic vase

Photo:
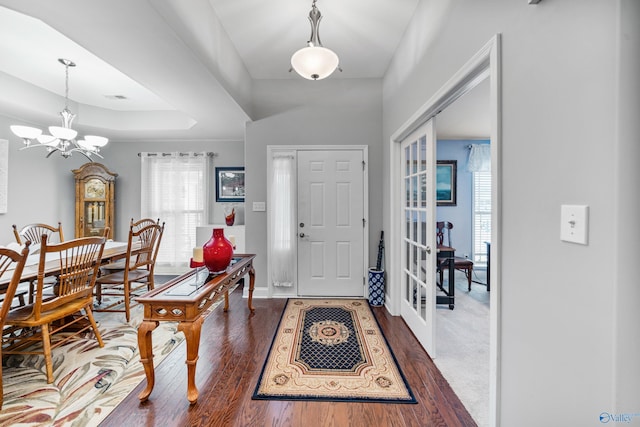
[202,228,233,273]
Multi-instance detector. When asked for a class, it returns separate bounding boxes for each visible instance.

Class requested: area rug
[252,299,416,403]
[0,285,234,427]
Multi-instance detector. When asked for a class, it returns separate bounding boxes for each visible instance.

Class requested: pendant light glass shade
[10,125,42,140]
[49,126,78,141]
[291,46,339,80]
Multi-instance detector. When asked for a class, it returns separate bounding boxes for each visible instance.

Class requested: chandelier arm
[45,148,60,158]
[77,150,94,161]
[19,144,44,151]
[68,147,102,161]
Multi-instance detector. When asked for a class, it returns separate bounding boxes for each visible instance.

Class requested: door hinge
[362,218,366,227]
[362,160,366,170]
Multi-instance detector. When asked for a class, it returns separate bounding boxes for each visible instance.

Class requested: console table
[136,254,256,404]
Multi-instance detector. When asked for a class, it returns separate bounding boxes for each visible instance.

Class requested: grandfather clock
[72,163,117,239]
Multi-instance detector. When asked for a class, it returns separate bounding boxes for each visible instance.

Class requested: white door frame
[388,35,502,426]
[266,145,369,299]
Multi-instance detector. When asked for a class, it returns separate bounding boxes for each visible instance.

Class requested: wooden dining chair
[0,243,30,409]
[94,222,164,322]
[436,221,474,290]
[12,223,64,304]
[3,235,106,384]
[99,218,160,273]
[12,222,64,246]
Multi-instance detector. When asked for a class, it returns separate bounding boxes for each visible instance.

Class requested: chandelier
[10,58,108,160]
[290,0,340,80]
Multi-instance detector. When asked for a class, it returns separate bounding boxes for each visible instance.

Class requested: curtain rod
[137,152,217,157]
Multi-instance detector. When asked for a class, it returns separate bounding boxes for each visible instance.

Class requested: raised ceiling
[0,0,420,142]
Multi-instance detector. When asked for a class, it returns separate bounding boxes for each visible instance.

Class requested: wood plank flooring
[100,287,477,427]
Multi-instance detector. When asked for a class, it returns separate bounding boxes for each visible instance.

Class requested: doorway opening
[388,35,501,426]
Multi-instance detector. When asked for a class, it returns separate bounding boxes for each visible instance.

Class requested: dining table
[0,240,140,290]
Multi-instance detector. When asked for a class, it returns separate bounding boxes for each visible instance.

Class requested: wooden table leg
[223,290,229,312]
[177,317,203,404]
[137,320,159,402]
[448,257,455,309]
[247,265,255,312]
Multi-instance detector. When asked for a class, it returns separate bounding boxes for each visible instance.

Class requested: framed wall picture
[436,160,457,206]
[215,167,245,202]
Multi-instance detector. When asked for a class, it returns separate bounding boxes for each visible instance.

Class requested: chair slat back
[436,221,454,247]
[0,243,30,323]
[34,235,105,318]
[125,222,164,275]
[13,222,64,246]
[130,218,160,233]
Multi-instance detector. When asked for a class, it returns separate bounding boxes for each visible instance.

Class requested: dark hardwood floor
[101,287,477,427]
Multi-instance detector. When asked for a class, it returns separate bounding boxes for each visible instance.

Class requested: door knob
[426,246,432,254]
[299,233,305,238]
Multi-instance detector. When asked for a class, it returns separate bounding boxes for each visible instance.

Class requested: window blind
[472,171,491,266]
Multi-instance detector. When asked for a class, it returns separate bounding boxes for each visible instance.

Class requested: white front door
[297,150,365,297]
[400,119,437,356]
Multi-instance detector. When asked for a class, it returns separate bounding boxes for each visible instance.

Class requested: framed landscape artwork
[215,167,245,202]
[436,160,457,206]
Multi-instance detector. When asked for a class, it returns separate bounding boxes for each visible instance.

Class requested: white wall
[246,78,383,294]
[615,0,640,414]
[384,0,635,425]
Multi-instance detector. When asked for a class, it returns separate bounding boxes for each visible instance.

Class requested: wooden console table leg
[223,290,229,312]
[137,320,159,402]
[247,265,255,312]
[177,317,203,404]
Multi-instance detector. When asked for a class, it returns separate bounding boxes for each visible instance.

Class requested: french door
[400,119,437,356]
[297,149,365,297]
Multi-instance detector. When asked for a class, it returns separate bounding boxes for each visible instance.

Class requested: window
[141,152,208,273]
[472,170,491,266]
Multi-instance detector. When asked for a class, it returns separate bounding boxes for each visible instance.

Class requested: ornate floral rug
[252,299,416,403]
[0,288,232,427]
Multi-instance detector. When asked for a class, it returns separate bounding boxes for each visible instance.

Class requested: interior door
[400,119,437,356]
[297,150,365,297]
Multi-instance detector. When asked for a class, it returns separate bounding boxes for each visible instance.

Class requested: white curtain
[141,152,208,273]
[270,153,295,287]
[467,144,491,172]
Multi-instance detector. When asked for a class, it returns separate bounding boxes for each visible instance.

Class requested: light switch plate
[252,201,266,212]
[560,205,589,245]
